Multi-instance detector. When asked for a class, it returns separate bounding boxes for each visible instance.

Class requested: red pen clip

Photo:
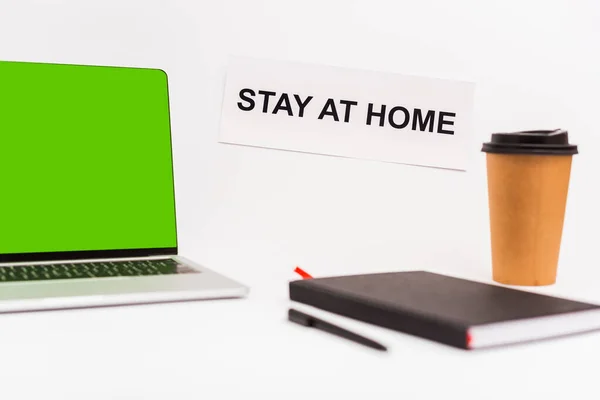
[294,266,313,279]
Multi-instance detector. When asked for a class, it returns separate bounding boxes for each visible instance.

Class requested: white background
[1,0,600,399]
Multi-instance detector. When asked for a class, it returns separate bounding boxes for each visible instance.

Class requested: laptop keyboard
[0,259,181,282]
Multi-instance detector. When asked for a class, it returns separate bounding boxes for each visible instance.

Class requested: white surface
[1,260,599,400]
[219,56,475,170]
[1,0,600,398]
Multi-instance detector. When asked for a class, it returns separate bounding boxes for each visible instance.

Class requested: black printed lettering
[437,111,456,135]
[412,109,435,132]
[318,98,339,121]
[294,94,313,118]
[366,103,386,127]
[339,100,358,123]
[258,90,276,113]
[388,106,409,129]
[237,88,255,111]
[272,93,293,116]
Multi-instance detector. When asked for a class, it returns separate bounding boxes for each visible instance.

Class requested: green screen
[0,60,178,255]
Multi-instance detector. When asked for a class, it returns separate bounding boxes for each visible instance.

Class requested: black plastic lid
[481,129,578,155]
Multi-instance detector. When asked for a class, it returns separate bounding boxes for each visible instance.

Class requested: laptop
[0,60,248,313]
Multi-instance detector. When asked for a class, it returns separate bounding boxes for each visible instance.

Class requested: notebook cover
[289,271,600,349]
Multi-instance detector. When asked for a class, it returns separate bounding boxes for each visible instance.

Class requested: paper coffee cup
[481,129,578,286]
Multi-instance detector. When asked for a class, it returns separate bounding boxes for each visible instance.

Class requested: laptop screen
[0,61,178,261]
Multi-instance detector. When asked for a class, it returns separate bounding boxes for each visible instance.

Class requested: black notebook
[289,271,600,349]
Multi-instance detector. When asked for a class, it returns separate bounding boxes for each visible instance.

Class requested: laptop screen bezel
[0,247,178,263]
[0,60,179,264]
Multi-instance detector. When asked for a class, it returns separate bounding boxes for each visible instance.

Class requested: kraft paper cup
[481,129,578,286]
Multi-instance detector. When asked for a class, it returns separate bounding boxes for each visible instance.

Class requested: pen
[288,308,387,352]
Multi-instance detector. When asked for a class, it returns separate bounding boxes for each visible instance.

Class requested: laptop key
[0,259,181,282]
